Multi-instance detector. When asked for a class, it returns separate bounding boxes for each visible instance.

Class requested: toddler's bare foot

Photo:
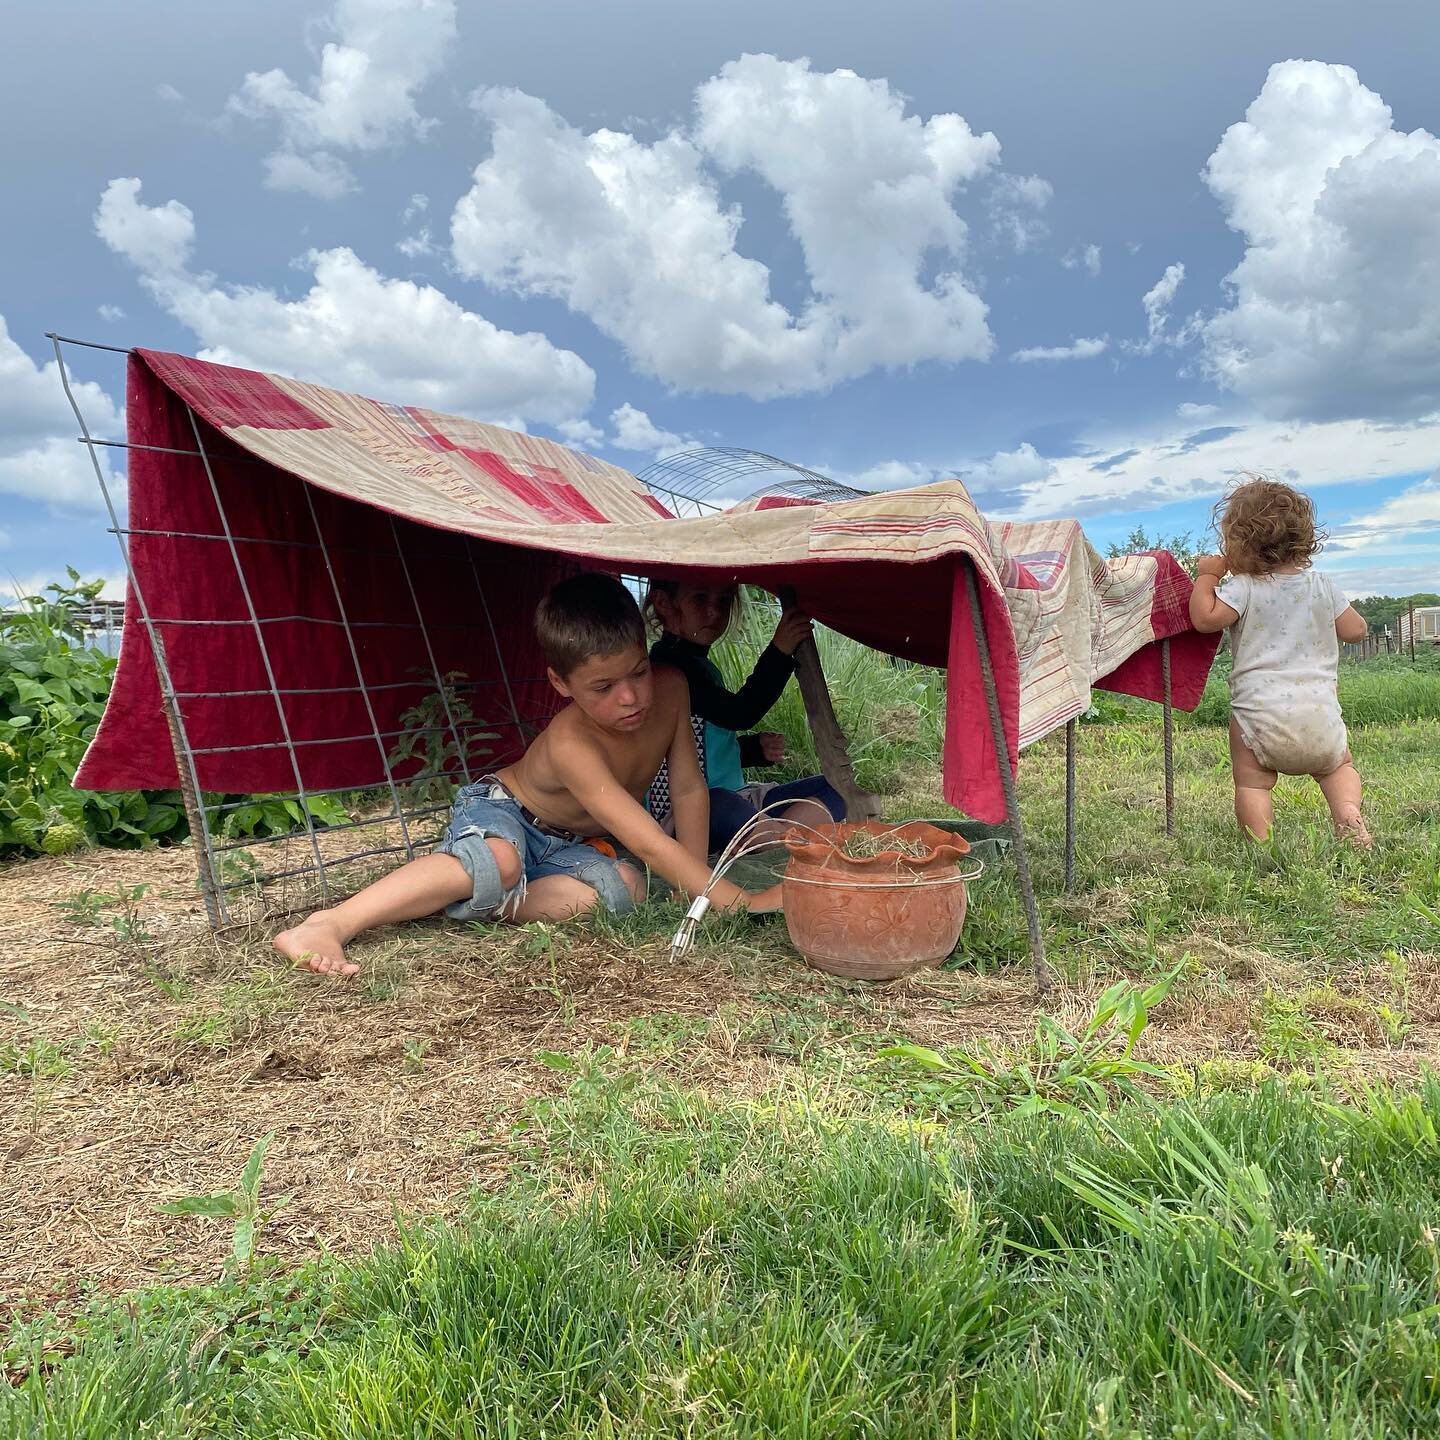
[274,913,358,977]
[1336,816,1373,851]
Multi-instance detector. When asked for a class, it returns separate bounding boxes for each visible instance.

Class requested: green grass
[715,626,1440,792]
[9,1072,1440,1437]
[1187,646,1440,728]
[7,630,1440,1437]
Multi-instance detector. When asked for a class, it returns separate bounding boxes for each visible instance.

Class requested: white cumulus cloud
[229,0,456,197]
[1011,336,1108,364]
[1202,59,1440,422]
[963,442,1055,503]
[95,177,595,426]
[452,54,1014,398]
[0,316,124,513]
[1015,415,1440,522]
[609,403,693,460]
[554,418,605,449]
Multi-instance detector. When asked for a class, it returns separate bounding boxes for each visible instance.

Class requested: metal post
[1162,636,1175,838]
[302,486,414,861]
[155,635,224,925]
[48,335,227,925]
[465,541,528,746]
[187,406,330,899]
[389,518,473,786]
[1064,717,1077,894]
[961,556,1052,996]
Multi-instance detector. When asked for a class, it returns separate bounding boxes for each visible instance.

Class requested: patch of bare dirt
[0,843,1032,1312]
[4,841,1438,1314]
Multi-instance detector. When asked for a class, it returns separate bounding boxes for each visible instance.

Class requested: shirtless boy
[274,572,782,976]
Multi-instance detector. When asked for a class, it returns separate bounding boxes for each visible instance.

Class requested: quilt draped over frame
[75,350,1219,824]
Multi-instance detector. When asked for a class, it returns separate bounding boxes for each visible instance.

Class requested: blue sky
[3,0,1438,599]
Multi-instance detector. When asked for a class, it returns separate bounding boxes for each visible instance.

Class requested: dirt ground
[0,840,1032,1314]
[4,834,1439,1316]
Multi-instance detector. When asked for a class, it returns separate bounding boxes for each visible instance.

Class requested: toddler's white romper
[1215,570,1351,777]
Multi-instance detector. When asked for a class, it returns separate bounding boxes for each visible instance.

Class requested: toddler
[1189,476,1371,845]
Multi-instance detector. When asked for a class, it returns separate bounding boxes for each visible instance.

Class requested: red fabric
[78,360,571,793]
[945,560,1021,818]
[76,351,1218,826]
[1094,551,1219,709]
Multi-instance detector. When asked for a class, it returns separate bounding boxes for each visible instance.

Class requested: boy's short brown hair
[1216,475,1324,576]
[535,572,646,676]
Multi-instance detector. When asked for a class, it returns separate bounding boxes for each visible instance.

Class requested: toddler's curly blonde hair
[1215,475,1324,577]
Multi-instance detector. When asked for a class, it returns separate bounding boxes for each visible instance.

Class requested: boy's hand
[1195,554,1229,579]
[772,607,814,656]
[745,882,784,914]
[757,731,787,764]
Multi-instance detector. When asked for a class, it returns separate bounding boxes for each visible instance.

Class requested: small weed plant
[158,1133,288,1276]
[882,971,1178,1116]
[387,670,498,806]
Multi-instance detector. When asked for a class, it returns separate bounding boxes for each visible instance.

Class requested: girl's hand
[772,606,814,655]
[1195,554,1229,579]
[757,731,787,764]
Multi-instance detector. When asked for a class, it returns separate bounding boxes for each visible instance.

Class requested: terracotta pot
[781,820,974,981]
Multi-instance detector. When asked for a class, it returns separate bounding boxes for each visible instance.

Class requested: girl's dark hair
[1215,475,1324,576]
[534,572,645,676]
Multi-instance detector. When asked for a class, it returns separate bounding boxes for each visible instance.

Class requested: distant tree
[1350,593,1440,632]
[1106,526,1201,577]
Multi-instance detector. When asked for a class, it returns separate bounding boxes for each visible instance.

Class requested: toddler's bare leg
[275,842,519,977]
[1316,753,1371,849]
[511,864,645,922]
[1229,718,1277,841]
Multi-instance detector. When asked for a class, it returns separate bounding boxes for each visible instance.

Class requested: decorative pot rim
[783,819,971,874]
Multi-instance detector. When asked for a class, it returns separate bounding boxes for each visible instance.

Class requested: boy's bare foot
[1336,816,1374,851]
[274,913,358,977]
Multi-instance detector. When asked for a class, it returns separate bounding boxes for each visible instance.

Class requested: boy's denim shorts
[436,780,636,922]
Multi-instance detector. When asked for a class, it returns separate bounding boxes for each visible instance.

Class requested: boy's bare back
[500,664,688,836]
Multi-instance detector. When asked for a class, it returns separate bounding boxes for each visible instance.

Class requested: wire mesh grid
[48,334,563,930]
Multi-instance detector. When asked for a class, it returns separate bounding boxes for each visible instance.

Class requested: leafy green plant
[52,888,108,926]
[216,792,349,839]
[158,1133,288,1274]
[387,669,498,806]
[3,573,353,859]
[881,972,1178,1116]
[1,571,188,856]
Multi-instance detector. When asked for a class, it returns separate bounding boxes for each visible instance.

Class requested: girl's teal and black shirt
[649,632,796,790]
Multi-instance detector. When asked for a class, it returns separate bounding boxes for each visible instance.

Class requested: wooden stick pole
[777,587,881,820]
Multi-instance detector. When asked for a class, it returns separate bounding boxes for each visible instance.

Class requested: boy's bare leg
[1229,718,1277,841]
[510,864,645,922]
[1316,753,1371,848]
[275,843,519,977]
